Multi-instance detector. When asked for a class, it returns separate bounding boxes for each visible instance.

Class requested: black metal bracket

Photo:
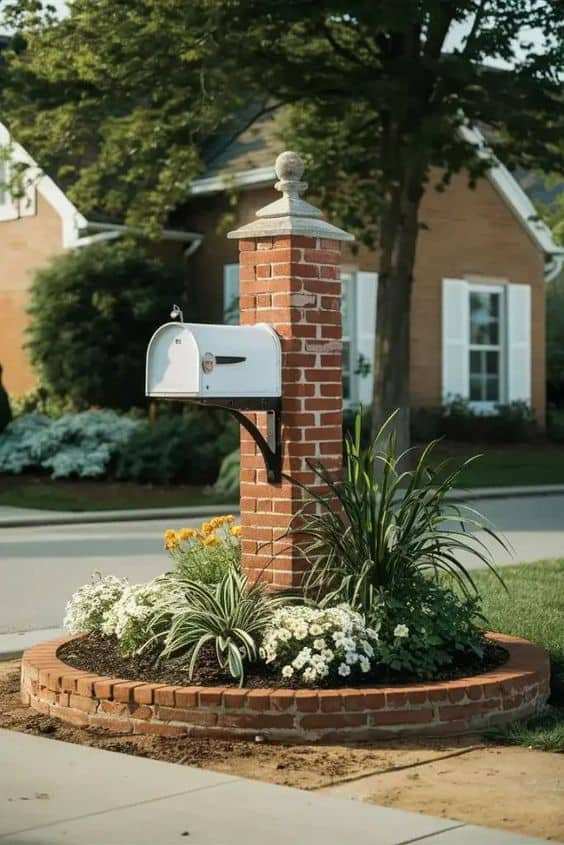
[194,397,282,484]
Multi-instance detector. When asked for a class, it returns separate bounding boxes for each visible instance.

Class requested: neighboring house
[1,114,563,425]
[0,122,202,395]
[180,116,564,426]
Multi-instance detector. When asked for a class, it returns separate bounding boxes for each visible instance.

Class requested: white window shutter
[355,271,378,406]
[223,264,240,325]
[507,283,532,405]
[442,278,470,402]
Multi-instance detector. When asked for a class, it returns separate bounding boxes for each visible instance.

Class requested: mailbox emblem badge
[202,352,215,374]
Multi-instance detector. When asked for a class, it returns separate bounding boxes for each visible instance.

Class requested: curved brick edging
[20,633,550,741]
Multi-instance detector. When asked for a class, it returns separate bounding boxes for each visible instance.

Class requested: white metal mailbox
[146,322,281,402]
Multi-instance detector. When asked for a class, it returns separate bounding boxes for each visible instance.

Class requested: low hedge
[0,408,238,484]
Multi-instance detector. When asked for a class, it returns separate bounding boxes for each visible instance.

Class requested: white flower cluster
[262,604,379,686]
[102,579,181,657]
[63,573,126,634]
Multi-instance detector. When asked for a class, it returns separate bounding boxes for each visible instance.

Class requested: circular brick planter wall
[21,633,550,742]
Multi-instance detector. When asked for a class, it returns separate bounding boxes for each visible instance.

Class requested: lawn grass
[0,475,235,512]
[471,559,564,751]
[431,442,564,488]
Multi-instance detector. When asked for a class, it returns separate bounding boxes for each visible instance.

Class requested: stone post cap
[227,151,354,242]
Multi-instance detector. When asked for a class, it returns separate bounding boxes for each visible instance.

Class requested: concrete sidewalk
[1,484,564,528]
[0,502,239,529]
[0,729,549,844]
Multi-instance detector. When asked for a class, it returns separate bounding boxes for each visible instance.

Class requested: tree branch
[321,23,374,69]
[463,0,490,57]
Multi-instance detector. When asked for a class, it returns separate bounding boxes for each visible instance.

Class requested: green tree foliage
[26,242,187,410]
[3,1,563,444]
[0,0,245,235]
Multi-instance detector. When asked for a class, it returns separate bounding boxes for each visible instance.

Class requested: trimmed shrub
[0,412,51,474]
[26,241,187,411]
[411,397,537,443]
[0,410,139,478]
[115,409,238,485]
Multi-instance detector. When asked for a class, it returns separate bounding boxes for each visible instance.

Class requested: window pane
[486,376,500,402]
[470,292,500,345]
[469,349,482,376]
[486,349,499,376]
[470,375,482,401]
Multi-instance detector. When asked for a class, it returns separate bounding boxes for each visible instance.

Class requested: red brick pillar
[228,152,354,588]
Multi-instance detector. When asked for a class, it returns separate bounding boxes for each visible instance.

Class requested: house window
[468,287,504,405]
[442,278,531,411]
[222,263,378,407]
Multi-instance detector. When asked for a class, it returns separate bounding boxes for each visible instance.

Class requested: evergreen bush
[26,241,187,411]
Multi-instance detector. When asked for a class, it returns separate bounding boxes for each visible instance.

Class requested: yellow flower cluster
[201,515,235,534]
[164,515,240,551]
[164,529,180,551]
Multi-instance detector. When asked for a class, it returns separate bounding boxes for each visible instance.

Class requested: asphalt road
[1,495,563,634]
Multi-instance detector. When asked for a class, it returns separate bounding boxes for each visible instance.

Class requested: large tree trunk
[371,141,425,459]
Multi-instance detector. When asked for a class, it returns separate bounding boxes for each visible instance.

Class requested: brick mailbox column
[228,152,354,587]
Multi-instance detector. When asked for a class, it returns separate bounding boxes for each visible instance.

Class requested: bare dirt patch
[3,659,563,840]
[323,745,564,842]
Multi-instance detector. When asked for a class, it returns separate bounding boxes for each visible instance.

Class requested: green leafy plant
[375,574,484,679]
[288,410,506,620]
[154,568,288,684]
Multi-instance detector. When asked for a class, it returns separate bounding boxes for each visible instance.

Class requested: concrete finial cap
[275,151,305,182]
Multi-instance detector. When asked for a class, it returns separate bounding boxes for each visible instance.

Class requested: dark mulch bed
[58,633,508,690]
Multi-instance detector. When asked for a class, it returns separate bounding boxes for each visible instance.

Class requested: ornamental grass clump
[289,410,506,619]
[262,605,379,685]
[164,515,241,584]
[63,572,126,634]
[153,568,289,684]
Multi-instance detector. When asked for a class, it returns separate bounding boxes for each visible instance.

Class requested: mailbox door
[146,324,200,397]
[193,324,280,398]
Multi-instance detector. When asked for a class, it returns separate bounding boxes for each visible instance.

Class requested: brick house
[1,116,563,424]
[0,121,201,396]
